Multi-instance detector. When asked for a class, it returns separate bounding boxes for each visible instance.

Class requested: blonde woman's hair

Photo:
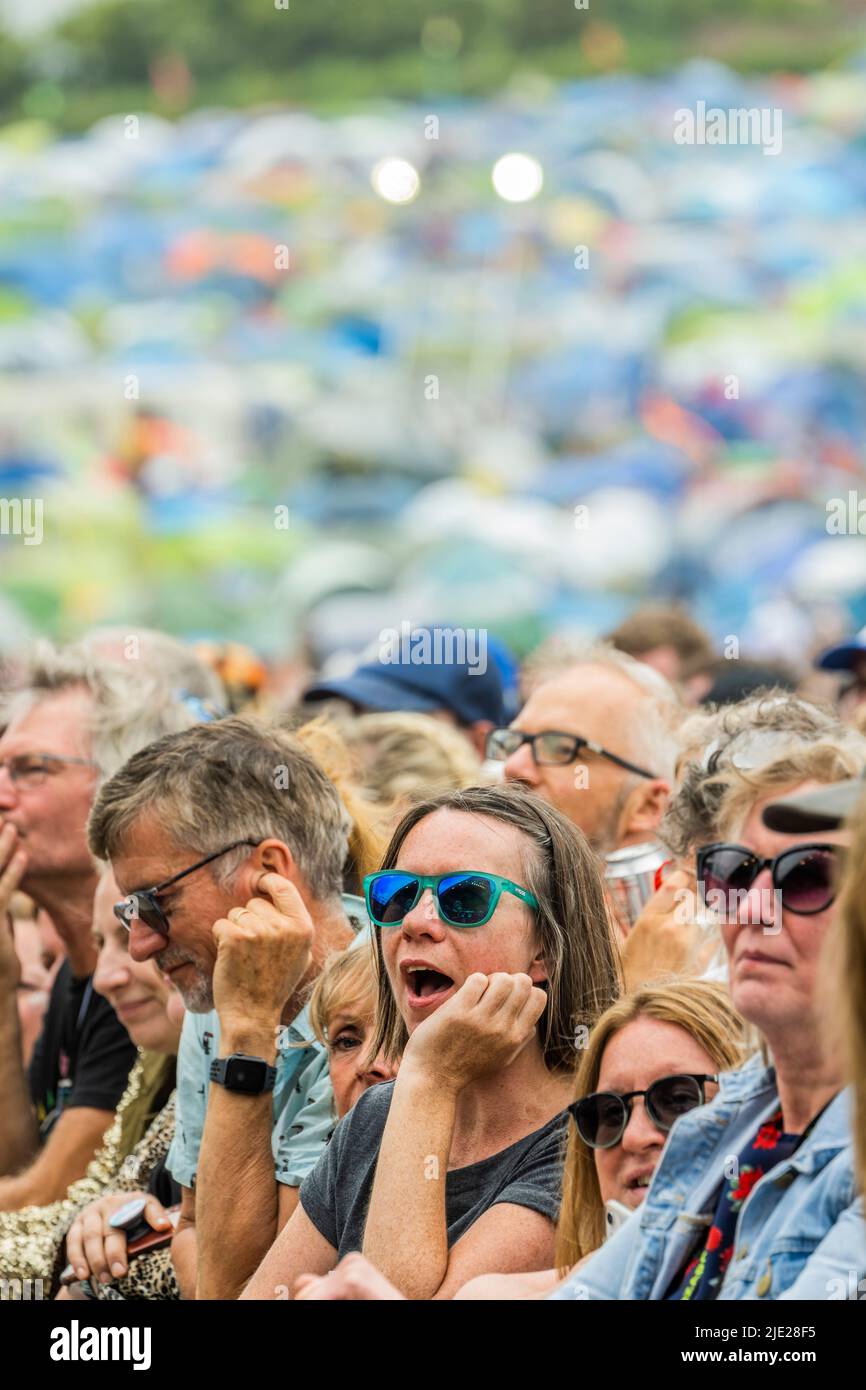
[832,781,866,1196]
[293,716,389,888]
[308,941,379,1050]
[555,980,749,1270]
[369,784,623,1075]
[342,711,481,807]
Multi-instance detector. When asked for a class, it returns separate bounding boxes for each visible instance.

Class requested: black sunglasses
[570,1073,717,1150]
[113,840,258,937]
[696,842,841,918]
[485,728,658,780]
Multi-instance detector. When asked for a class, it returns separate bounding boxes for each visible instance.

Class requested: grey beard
[178,971,215,1013]
[593,780,638,856]
[156,946,214,1013]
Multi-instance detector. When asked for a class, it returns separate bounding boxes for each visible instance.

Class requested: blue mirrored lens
[437,873,494,925]
[369,873,420,924]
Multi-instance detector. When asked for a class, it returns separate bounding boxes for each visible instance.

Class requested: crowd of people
[1,606,865,1302]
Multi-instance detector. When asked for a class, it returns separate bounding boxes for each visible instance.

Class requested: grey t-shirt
[299,1080,567,1257]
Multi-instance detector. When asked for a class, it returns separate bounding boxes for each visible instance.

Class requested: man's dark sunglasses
[569,1073,717,1150]
[485,727,658,780]
[113,840,258,937]
[696,842,841,917]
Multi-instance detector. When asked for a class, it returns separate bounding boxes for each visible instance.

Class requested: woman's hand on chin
[294,1253,405,1301]
[402,971,548,1092]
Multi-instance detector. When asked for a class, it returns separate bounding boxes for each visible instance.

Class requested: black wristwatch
[209,1054,277,1094]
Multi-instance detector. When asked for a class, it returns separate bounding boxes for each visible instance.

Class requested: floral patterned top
[667,1109,802,1301]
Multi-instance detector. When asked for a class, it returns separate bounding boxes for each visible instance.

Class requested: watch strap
[209,1055,277,1093]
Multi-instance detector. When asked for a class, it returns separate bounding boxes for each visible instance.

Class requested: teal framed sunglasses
[363,870,539,929]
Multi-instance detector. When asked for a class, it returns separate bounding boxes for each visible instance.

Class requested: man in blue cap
[817,624,866,724]
[302,624,509,759]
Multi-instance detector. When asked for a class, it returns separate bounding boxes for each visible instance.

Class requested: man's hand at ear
[211,873,314,1041]
[195,874,315,1300]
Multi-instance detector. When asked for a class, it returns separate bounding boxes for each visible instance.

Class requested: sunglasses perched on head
[696,842,840,917]
[485,728,658,780]
[363,871,538,929]
[569,1073,717,1150]
[113,840,257,937]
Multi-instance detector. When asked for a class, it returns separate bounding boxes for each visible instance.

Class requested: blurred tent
[0,53,864,667]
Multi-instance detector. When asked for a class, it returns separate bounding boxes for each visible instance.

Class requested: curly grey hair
[662,690,866,856]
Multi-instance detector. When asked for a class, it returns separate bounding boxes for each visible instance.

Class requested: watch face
[226,1057,267,1093]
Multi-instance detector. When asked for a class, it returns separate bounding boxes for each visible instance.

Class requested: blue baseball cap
[303,626,507,727]
[817,624,866,672]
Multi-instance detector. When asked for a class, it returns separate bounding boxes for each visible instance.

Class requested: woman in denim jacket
[553,738,866,1302]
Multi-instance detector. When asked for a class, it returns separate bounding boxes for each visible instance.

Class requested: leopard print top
[87,1094,179,1302]
[0,1057,178,1299]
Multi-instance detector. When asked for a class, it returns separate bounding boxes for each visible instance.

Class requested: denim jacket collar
[634,1052,851,1299]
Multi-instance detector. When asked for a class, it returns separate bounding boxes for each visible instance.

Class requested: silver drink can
[604,841,672,933]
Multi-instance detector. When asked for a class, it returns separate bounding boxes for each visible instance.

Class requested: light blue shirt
[166,894,369,1190]
[550,1052,866,1301]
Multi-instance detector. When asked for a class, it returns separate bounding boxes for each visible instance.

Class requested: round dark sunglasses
[363,871,539,929]
[570,1073,717,1150]
[696,842,840,917]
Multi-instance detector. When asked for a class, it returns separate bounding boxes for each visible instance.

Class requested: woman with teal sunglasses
[243,784,622,1302]
[363,870,540,932]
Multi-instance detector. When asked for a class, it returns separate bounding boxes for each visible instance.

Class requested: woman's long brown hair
[368,784,623,1074]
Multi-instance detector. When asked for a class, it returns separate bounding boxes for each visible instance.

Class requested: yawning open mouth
[402,963,456,1007]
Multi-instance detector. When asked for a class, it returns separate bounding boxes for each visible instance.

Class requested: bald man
[493,649,679,855]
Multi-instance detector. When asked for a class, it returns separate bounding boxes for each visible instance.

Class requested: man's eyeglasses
[113,840,258,938]
[485,728,658,780]
[0,754,98,789]
[569,1073,717,1150]
[696,842,841,917]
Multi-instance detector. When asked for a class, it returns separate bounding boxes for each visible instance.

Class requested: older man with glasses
[87,716,369,1301]
[0,640,215,1213]
[487,643,679,856]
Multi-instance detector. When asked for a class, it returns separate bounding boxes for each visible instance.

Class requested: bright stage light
[371,157,420,204]
[492,152,544,203]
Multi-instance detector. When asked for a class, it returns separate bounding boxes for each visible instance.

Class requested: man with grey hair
[0,640,215,1212]
[487,642,679,855]
[85,717,366,1301]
